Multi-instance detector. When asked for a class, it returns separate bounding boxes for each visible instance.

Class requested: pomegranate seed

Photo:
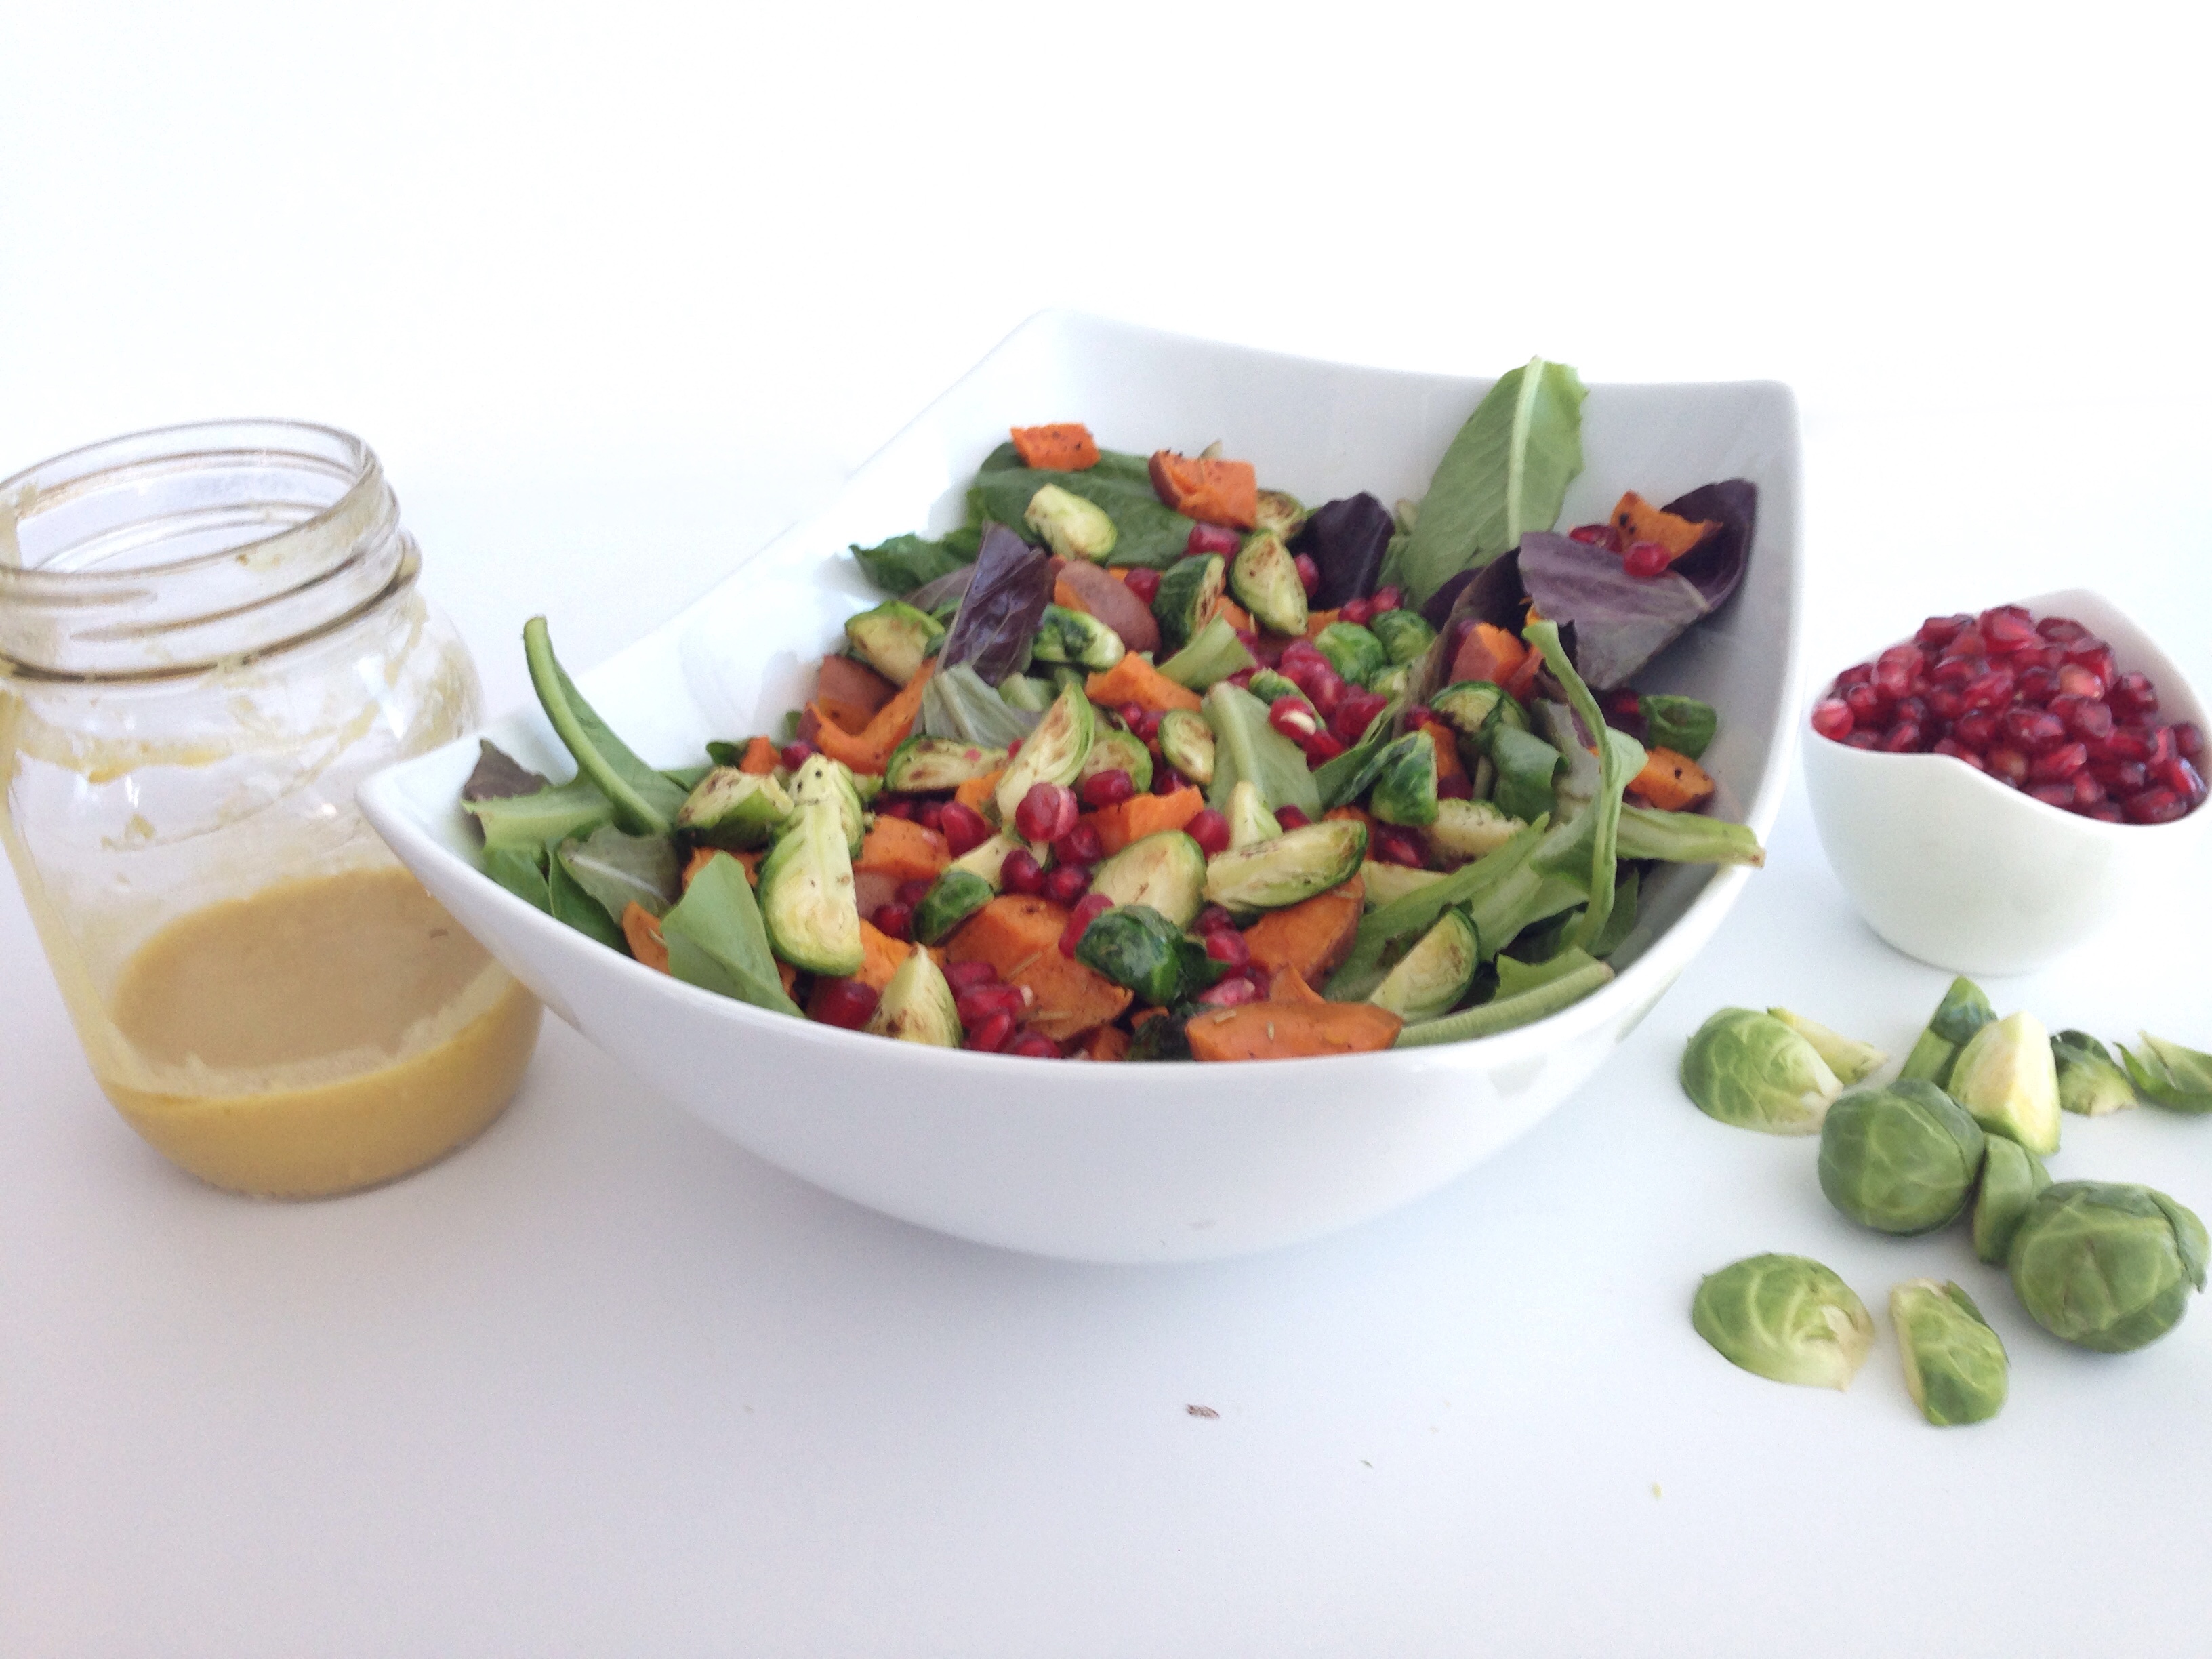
[1193,904,1238,934]
[2036,615,2087,641]
[2098,727,2154,763]
[873,901,914,941]
[2013,667,2060,705]
[1275,806,1311,830]
[2166,756,2208,802]
[939,800,991,855]
[2174,722,2205,761]
[877,797,915,820]
[1186,523,1241,556]
[1203,928,1251,968]
[1402,703,1435,730]
[2097,759,2150,794]
[1980,605,2039,649]
[1057,892,1114,957]
[1437,775,1473,800]
[1000,848,1045,895]
[1986,745,2030,785]
[956,983,1027,1027]
[1014,781,1078,842]
[2050,695,2114,742]
[813,979,878,1030]
[1196,975,1261,1008]
[1153,768,1183,796]
[1953,710,2000,749]
[1294,553,1322,597]
[1960,668,2016,710]
[2055,664,2105,700]
[1916,613,1972,648]
[1300,730,1346,764]
[1340,598,1375,626]
[1187,810,1231,856]
[780,741,817,771]
[2026,782,2076,809]
[1041,864,1091,907]
[1570,523,1624,551]
[2028,741,2089,782]
[2110,672,2160,719]
[1371,586,1404,613]
[2001,708,2067,752]
[1373,827,1427,867]
[1332,690,1391,745]
[1129,708,1164,742]
[1308,671,1346,718]
[2072,771,2108,806]
[1879,720,1923,753]
[1875,644,1923,695]
[1893,695,1930,729]
[1225,668,1256,691]
[1834,662,1876,689]
[964,1010,1016,1052]
[2124,787,2188,825]
[1843,731,1881,750]
[1006,738,1022,758]
[945,960,999,993]
[895,878,936,907]
[1810,699,1854,741]
[2146,725,2179,770]
[1006,1031,1062,1059]
[1929,655,1980,689]
[1927,687,1967,720]
[2085,802,2126,822]
[917,801,946,832]
[1843,682,1889,722]
[1623,541,1670,579]
[1122,567,1162,605]
[1077,770,1134,811]
[1932,737,1987,771]
[1054,822,1103,865]
[1269,697,1321,742]
[1234,628,1261,654]
[1941,626,1986,661]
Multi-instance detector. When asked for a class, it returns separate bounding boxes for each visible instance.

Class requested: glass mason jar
[0,420,540,1197]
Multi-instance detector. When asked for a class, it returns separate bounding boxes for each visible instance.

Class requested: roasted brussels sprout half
[1229,529,1309,637]
[785,753,864,857]
[1074,903,1216,1006]
[1151,554,1226,652]
[1890,1279,2008,1426]
[2120,1033,2212,1114]
[1818,1080,1986,1234]
[675,767,794,851]
[998,672,1055,712]
[1225,777,1282,851]
[1089,831,1208,927]
[1369,607,1436,667]
[844,600,945,687]
[1898,975,1994,1089]
[1680,1008,1844,1135]
[1767,1008,1887,1086]
[1156,709,1216,787]
[2052,1029,2138,1116]
[1155,615,1257,691]
[1948,1010,2061,1155]
[1369,906,1479,1023]
[1692,1253,1875,1391]
[1639,694,1718,762]
[1422,797,1522,867]
[757,801,865,977]
[865,948,961,1046]
[1252,488,1307,538]
[1314,621,1388,689]
[911,868,996,946]
[1972,1134,2051,1265]
[1204,818,1367,914]
[994,679,1096,822]
[948,831,1025,888]
[2009,1181,2209,1352]
[1078,721,1153,793]
[1024,481,1118,562]
[1245,667,1311,710]
[883,735,1008,794]
[1029,604,1127,672]
[1430,680,1525,750]
[1359,860,1446,907]
[1366,731,1440,828]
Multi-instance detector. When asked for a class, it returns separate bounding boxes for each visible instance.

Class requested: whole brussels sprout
[2053,1029,2139,1116]
[2120,1033,2212,1115]
[1679,1008,1843,1135]
[1948,1010,2060,1155]
[1692,1254,1875,1390]
[2008,1181,2209,1352]
[1889,1279,2008,1427]
[1817,1080,1986,1235]
[1972,1134,2051,1266]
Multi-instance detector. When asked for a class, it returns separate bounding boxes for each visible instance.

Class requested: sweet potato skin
[1012,424,1099,471]
[1084,654,1202,714]
[1054,558,1161,654]
[1149,451,1258,529]
[622,903,670,972]
[1240,876,1365,985]
[806,663,933,774]
[1185,1000,1402,1061]
[817,655,899,719]
[943,895,1132,1040]
[1089,786,1206,857]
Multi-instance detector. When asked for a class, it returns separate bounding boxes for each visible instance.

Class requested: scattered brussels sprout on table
[1890,1279,2008,1426]
[1818,1080,1986,1235]
[1972,1135,2051,1266]
[1767,1009,1886,1086]
[2009,1183,2208,1352]
[1898,976,1995,1090]
[2052,1029,2139,1117]
[2119,1034,2212,1115]
[1692,1254,1875,1390]
[1947,1010,2061,1155]
[1681,1008,1844,1135]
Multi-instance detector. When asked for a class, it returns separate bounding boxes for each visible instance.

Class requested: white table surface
[7,7,2212,1653]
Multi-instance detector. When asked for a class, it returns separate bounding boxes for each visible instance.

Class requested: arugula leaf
[523,617,688,836]
[851,532,970,598]
[661,852,803,1017]
[1399,359,1586,608]
[1523,619,1643,954]
[465,776,615,851]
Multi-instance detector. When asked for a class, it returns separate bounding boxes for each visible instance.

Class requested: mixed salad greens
[462,360,1767,1061]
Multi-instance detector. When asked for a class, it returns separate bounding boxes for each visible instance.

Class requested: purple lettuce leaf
[935,523,1054,687]
[1518,531,1711,691]
[1292,493,1394,609]
[1662,480,1755,611]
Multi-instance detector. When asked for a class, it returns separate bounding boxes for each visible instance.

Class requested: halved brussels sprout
[1225,778,1282,851]
[1370,608,1437,667]
[1090,832,1208,928]
[994,679,1097,822]
[1151,554,1225,652]
[865,948,961,1046]
[1253,488,1307,537]
[2052,1029,2138,1116]
[1077,721,1153,793]
[1891,1279,2008,1426]
[998,673,1055,712]
[1229,529,1309,636]
[2009,1181,2209,1351]
[1315,621,1388,689]
[1155,615,1256,690]
[1204,818,1367,914]
[786,753,865,857]
[1898,975,1994,1088]
[1368,663,1410,702]
[1488,724,1563,825]
[1024,481,1118,562]
[1680,1008,1843,1135]
[912,867,995,945]
[1422,797,1522,867]
[1369,906,1479,1023]
[1972,1134,2051,1265]
[844,600,945,687]
[1767,1008,1887,1086]
[757,801,865,976]
[949,831,1025,888]
[1157,709,1215,786]
[1692,1253,1875,1391]
[676,766,794,851]
[1030,604,1127,672]
[1246,668,1311,710]
[1817,1079,1986,1235]
[1074,903,1216,1006]
[1948,1010,2061,1155]
[1640,693,1718,762]
[1359,860,1446,907]
[883,736,1008,794]
[2121,1033,2212,1114]
[1366,732,1439,827]
[1431,680,1525,750]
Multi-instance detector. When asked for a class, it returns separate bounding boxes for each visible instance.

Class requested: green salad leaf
[523,617,688,837]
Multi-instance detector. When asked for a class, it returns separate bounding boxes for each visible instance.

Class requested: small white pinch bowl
[1803,588,2209,978]
[361,312,1801,1263]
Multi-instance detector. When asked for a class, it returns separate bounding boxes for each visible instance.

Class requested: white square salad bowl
[360,312,1802,1263]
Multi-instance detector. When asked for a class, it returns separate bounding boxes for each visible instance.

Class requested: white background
[5,4,2211,1654]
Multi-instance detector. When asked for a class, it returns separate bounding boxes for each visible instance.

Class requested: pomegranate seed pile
[1810,606,2205,825]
